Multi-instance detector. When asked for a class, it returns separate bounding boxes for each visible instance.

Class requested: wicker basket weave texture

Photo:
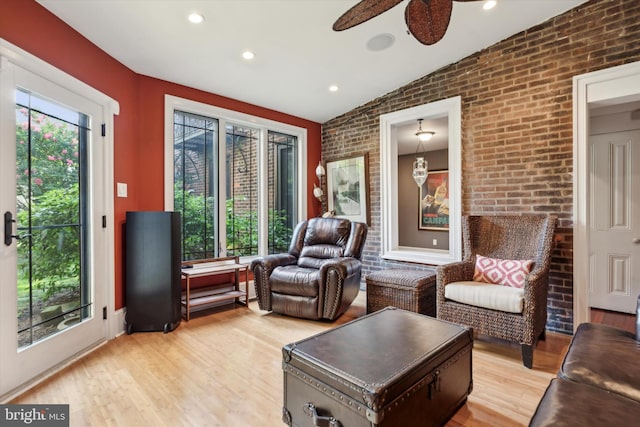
[436,214,557,368]
[366,269,436,316]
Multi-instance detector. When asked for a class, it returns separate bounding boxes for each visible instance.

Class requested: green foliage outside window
[15,107,82,300]
[16,107,293,299]
[174,185,215,259]
[16,186,81,299]
[225,197,292,256]
[176,189,292,259]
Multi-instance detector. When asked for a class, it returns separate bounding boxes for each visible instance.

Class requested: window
[15,89,91,347]
[165,96,307,261]
[173,111,218,260]
[226,124,258,256]
[268,131,298,254]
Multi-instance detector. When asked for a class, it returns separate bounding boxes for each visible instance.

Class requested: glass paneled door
[0,63,108,397]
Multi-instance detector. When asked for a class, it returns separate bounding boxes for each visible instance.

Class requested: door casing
[573,60,640,330]
[0,38,119,401]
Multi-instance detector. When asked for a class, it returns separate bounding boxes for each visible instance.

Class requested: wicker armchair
[436,215,557,368]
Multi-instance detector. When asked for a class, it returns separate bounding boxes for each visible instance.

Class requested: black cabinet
[125,211,181,333]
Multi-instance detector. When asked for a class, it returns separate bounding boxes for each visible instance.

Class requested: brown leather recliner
[250,217,367,321]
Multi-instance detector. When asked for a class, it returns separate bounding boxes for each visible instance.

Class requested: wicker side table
[366,269,437,316]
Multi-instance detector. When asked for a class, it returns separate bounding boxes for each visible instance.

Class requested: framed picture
[326,153,370,225]
[419,170,449,230]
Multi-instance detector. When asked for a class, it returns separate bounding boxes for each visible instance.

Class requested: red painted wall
[135,76,322,212]
[0,0,322,310]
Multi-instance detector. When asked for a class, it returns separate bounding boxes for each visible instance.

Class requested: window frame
[163,95,307,262]
[173,110,219,260]
[379,96,462,265]
[267,130,299,237]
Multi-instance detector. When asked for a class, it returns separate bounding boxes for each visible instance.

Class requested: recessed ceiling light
[242,51,255,60]
[188,13,205,24]
[329,85,339,92]
[483,1,497,10]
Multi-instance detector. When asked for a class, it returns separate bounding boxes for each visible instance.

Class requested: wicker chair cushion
[444,281,524,313]
[473,255,533,288]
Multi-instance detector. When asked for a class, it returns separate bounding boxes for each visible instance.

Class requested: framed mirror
[379,96,462,265]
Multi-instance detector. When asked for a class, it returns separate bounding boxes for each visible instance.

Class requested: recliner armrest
[250,253,298,312]
[319,257,362,320]
[250,253,297,276]
[319,257,361,278]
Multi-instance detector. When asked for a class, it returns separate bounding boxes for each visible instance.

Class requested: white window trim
[379,96,462,265]
[163,95,308,260]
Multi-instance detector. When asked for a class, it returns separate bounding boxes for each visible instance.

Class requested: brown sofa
[250,217,367,321]
[529,295,640,426]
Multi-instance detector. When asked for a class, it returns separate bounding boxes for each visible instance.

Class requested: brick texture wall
[321,0,640,334]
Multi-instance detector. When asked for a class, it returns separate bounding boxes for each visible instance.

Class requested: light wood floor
[12,293,571,427]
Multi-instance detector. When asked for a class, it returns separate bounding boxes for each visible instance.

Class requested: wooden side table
[181,256,249,321]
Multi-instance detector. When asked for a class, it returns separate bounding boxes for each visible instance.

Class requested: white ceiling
[36,0,588,124]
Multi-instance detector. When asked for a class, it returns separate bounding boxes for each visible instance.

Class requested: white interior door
[589,130,640,313]
[0,59,108,398]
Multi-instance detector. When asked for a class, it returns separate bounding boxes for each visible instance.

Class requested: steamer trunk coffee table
[282,307,473,427]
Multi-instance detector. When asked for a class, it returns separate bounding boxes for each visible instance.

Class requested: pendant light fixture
[413,157,428,188]
[415,118,435,142]
[412,119,434,188]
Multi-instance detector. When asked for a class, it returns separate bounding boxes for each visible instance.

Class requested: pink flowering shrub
[15,107,81,297]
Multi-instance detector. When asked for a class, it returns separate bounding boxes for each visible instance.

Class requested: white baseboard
[111,307,127,338]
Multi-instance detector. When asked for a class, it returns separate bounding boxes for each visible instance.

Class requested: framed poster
[419,170,449,230]
[326,153,370,225]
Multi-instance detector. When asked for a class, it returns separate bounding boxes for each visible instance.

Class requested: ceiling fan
[333,0,484,46]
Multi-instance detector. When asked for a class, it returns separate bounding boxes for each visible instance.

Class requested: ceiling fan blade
[405,0,453,45]
[333,0,404,31]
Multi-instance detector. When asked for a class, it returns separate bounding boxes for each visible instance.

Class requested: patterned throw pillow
[473,255,533,288]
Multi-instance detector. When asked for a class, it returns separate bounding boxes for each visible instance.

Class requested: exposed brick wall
[321,0,640,334]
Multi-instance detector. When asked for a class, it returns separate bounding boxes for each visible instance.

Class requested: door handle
[4,211,16,246]
[633,238,640,244]
[4,211,30,246]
